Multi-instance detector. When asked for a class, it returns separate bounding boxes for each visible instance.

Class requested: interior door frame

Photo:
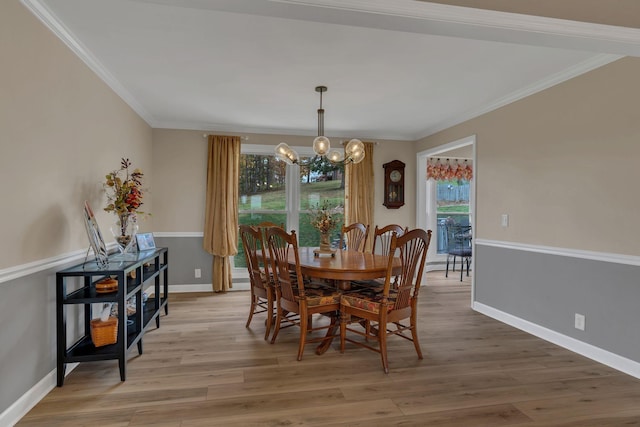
[416,134,476,303]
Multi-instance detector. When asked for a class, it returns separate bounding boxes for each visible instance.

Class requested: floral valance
[427,157,473,181]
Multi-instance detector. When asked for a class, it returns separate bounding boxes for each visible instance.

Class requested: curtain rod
[339,140,378,145]
[202,134,376,144]
[203,133,249,141]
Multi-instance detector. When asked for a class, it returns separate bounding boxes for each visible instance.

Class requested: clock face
[390,170,402,183]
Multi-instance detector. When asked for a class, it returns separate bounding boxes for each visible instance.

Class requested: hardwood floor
[19,272,640,426]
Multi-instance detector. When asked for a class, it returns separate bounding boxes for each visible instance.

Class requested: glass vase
[111,213,138,254]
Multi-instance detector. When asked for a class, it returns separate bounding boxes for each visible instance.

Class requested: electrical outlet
[574,313,585,331]
[194,268,201,278]
[501,214,509,227]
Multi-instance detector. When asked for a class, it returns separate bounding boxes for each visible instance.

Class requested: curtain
[203,135,240,292]
[427,157,473,181]
[344,142,375,252]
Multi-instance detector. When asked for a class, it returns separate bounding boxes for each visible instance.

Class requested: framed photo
[83,201,109,268]
[136,232,156,251]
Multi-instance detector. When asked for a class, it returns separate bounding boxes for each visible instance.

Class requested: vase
[319,231,332,252]
[314,230,336,257]
[111,213,138,254]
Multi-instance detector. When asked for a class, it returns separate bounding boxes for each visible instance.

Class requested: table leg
[315,315,338,355]
[336,280,351,291]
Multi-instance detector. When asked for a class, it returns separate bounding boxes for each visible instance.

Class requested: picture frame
[83,201,109,268]
[136,232,156,251]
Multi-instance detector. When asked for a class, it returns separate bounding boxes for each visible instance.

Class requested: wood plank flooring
[18,272,640,426]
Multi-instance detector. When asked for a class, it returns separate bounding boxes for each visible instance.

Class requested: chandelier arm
[275,85,365,165]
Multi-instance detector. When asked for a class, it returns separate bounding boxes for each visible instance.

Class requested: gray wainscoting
[154,237,213,289]
[0,260,84,419]
[475,244,640,364]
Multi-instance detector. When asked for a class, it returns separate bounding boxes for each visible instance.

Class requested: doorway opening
[416,135,476,300]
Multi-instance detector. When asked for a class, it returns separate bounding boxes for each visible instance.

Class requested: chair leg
[270,303,282,344]
[445,256,450,278]
[340,312,347,353]
[264,294,273,340]
[410,302,423,359]
[379,323,389,374]
[297,311,308,361]
[245,293,256,328]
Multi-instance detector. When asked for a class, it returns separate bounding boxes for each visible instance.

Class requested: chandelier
[275,86,365,165]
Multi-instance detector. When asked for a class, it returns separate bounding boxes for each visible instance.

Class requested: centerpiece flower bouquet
[309,200,339,234]
[309,201,342,253]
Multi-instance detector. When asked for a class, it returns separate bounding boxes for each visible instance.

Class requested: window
[235,145,344,268]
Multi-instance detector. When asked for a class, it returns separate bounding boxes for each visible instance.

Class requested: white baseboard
[0,363,77,427]
[168,283,250,293]
[473,302,640,379]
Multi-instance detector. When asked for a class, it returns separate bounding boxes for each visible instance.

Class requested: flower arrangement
[309,200,339,234]
[104,158,145,217]
[104,158,146,251]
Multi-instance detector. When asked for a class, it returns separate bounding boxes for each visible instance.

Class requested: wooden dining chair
[239,225,274,340]
[339,222,369,252]
[339,228,432,373]
[265,227,342,360]
[372,224,408,256]
[350,224,407,288]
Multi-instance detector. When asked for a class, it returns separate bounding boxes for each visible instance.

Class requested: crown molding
[271,0,640,50]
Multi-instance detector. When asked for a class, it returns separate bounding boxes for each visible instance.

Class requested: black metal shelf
[56,247,168,386]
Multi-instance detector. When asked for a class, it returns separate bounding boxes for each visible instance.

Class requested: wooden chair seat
[298,287,343,307]
[341,292,395,314]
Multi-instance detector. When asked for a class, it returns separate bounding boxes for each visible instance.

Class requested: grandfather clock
[382,160,405,209]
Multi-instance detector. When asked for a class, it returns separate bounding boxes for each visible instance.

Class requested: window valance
[427,158,473,181]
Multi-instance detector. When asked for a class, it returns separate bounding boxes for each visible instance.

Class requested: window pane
[237,154,287,268]
[299,157,344,210]
[298,156,345,247]
[436,179,470,254]
[239,154,286,211]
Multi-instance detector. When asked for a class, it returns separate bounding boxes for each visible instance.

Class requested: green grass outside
[437,205,469,213]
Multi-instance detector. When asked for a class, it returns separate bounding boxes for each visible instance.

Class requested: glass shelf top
[59,248,165,274]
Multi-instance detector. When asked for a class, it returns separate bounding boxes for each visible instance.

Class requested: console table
[56,248,168,386]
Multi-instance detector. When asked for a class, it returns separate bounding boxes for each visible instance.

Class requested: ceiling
[24,0,640,141]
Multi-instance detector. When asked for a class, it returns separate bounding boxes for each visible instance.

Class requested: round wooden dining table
[290,247,401,290]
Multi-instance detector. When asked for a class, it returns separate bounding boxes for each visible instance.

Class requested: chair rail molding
[475,238,640,267]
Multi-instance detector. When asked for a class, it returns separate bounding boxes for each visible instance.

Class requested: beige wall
[417,57,640,256]
[0,0,152,269]
[151,130,414,232]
